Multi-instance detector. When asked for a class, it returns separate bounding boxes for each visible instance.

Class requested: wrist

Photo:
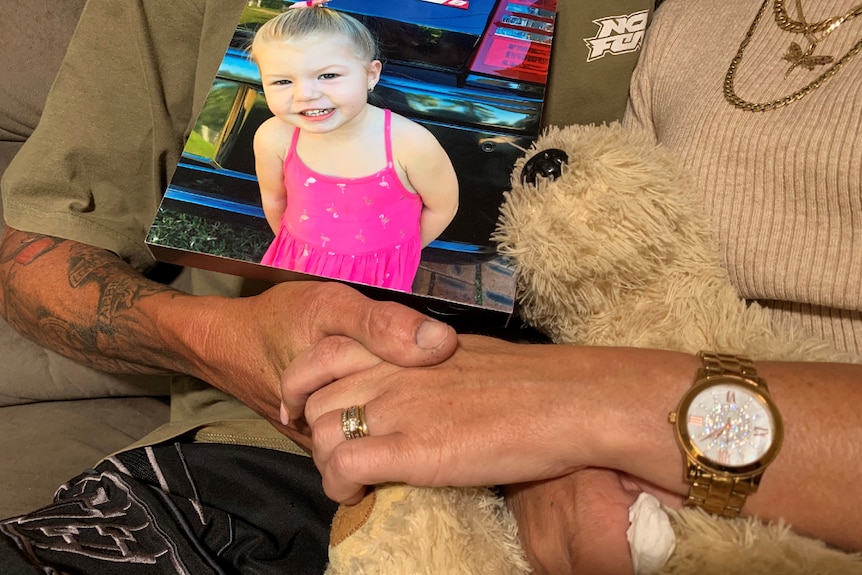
[153,290,238,382]
[577,348,700,491]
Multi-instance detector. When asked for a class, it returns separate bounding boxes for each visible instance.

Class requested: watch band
[684,462,760,517]
[685,351,767,518]
[697,351,766,390]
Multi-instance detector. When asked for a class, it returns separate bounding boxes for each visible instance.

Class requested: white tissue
[626,492,675,575]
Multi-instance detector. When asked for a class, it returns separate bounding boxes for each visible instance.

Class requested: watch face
[680,380,781,472]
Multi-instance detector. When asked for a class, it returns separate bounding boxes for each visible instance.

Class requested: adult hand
[505,468,640,575]
[180,281,457,450]
[1,229,456,453]
[282,335,600,502]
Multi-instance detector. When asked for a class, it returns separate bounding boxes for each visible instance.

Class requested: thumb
[312,284,458,366]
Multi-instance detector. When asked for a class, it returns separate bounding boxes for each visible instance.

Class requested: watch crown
[668,411,678,424]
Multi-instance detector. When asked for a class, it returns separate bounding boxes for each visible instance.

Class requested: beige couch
[0,2,170,518]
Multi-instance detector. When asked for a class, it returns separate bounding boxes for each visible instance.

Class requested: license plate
[494,26,552,44]
[501,14,554,32]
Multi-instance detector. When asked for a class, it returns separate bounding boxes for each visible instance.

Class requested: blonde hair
[251,7,377,63]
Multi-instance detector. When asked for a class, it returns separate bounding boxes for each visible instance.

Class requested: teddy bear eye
[520,148,568,185]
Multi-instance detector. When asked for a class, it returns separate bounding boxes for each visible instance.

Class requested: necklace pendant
[725,0,862,112]
[782,41,834,77]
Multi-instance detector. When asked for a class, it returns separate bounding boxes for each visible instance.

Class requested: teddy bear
[322,122,862,575]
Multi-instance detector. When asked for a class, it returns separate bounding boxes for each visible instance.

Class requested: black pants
[0,443,337,574]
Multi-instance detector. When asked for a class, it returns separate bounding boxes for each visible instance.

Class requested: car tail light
[468,0,557,84]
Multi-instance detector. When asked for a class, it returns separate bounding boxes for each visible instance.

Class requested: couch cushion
[0,321,172,406]
[0,0,89,146]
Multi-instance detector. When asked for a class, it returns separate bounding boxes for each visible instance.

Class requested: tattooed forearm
[69,252,165,326]
[1,228,185,375]
[66,248,186,369]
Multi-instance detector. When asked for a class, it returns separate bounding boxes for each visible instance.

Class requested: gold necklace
[724,0,862,112]
[774,0,862,34]
[777,0,862,76]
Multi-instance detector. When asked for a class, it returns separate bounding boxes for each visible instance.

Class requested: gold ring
[341,405,368,440]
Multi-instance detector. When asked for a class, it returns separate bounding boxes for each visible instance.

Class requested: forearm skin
[0,227,192,376]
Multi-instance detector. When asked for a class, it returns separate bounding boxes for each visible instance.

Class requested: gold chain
[778,0,862,77]
[774,0,862,34]
[724,0,862,112]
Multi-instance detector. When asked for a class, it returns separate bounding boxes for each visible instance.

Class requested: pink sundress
[260,109,423,292]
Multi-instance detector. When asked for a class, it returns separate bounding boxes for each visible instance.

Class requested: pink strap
[286,127,301,162]
[384,109,394,166]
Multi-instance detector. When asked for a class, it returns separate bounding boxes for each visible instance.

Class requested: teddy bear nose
[520,149,568,185]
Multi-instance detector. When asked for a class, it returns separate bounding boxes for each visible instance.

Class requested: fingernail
[416,319,448,350]
[280,403,290,427]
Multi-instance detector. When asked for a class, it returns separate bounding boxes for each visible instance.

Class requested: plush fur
[324,123,862,575]
[327,485,530,575]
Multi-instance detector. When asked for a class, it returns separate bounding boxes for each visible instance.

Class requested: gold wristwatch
[668,351,783,518]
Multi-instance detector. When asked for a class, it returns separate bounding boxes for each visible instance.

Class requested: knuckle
[304,282,362,330]
[328,443,358,480]
[361,300,406,340]
[311,336,356,371]
[310,410,339,447]
[316,281,357,307]
[300,282,349,318]
[300,283,334,322]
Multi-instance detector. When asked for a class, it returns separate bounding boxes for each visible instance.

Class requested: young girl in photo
[251,2,459,292]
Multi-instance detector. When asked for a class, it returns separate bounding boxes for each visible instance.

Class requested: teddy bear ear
[520,148,568,185]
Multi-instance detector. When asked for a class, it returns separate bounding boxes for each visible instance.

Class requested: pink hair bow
[290,0,329,7]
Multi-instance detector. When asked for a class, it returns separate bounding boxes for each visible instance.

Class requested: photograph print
[147,0,557,319]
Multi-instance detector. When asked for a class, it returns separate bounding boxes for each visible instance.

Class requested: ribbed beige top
[623,0,862,354]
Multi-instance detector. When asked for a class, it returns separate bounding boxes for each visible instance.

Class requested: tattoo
[0,234,64,266]
[68,253,164,331]
[2,230,184,375]
[16,237,64,264]
[64,247,184,371]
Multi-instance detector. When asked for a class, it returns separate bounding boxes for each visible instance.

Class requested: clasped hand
[281,334,595,503]
[281,332,650,575]
[193,281,456,451]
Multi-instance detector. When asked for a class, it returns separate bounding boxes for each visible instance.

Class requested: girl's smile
[300,108,334,118]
